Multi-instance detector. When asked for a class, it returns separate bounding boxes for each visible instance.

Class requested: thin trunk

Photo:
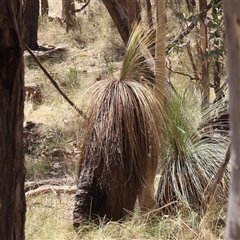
[212,4,222,102]
[186,42,199,80]
[23,0,39,50]
[199,0,210,112]
[0,1,26,239]
[62,0,76,31]
[223,1,240,239]
[41,0,49,16]
[213,60,221,101]
[155,0,166,99]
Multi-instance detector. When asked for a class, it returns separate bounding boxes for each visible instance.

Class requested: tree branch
[166,65,200,81]
[24,43,87,119]
[74,0,90,13]
[202,143,231,214]
[166,1,218,54]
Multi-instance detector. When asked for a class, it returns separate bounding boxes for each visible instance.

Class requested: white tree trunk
[223,1,240,239]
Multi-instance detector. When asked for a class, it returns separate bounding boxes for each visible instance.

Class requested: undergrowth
[26,193,226,240]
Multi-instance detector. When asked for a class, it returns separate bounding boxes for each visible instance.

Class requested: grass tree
[156,92,230,213]
[73,20,164,227]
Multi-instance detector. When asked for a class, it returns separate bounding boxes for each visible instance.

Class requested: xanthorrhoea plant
[73,20,165,227]
[156,94,230,213]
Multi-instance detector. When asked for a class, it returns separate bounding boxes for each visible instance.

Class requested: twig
[166,1,218,54]
[166,65,200,81]
[202,143,231,214]
[24,43,87,119]
[74,0,91,13]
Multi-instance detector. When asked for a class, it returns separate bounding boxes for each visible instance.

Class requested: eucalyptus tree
[223,1,240,239]
[23,0,39,50]
[0,1,26,239]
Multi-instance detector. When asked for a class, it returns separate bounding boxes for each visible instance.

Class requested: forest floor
[24,1,227,239]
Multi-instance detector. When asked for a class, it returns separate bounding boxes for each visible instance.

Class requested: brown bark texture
[61,0,76,19]
[41,0,49,16]
[0,1,26,239]
[101,0,129,45]
[126,0,141,32]
[199,0,210,112]
[223,1,240,239]
[23,0,39,50]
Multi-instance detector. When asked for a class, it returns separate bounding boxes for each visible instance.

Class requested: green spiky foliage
[73,21,164,227]
[156,93,230,213]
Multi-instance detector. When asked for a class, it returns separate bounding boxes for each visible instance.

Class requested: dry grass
[26,192,226,240]
[24,0,124,181]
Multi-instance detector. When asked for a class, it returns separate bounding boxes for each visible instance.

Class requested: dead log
[25,178,76,192]
[25,185,77,198]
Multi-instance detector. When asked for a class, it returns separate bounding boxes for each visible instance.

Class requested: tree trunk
[126,0,141,32]
[155,0,166,212]
[23,0,39,50]
[101,0,129,45]
[212,4,222,102]
[199,0,210,112]
[62,0,75,19]
[62,0,76,32]
[0,1,26,239]
[223,1,240,239]
[155,0,166,98]
[41,0,49,16]
[146,0,153,28]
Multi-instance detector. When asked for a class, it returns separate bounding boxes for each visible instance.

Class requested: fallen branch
[25,185,77,198]
[25,178,76,192]
[24,43,87,119]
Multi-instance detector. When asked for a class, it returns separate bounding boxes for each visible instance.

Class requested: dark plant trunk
[0,1,26,239]
[41,0,49,16]
[23,0,39,50]
[223,1,240,239]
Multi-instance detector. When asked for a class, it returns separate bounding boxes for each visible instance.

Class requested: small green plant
[102,51,117,76]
